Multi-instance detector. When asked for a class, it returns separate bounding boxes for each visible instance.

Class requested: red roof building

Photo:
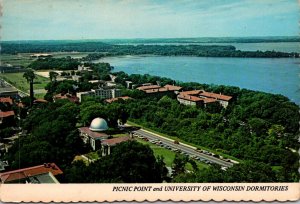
[101,136,130,146]
[199,91,232,101]
[164,85,183,91]
[105,96,132,103]
[0,97,13,105]
[0,163,63,183]
[78,127,109,139]
[137,84,182,95]
[53,93,79,103]
[0,111,14,118]
[177,90,231,108]
[137,85,161,91]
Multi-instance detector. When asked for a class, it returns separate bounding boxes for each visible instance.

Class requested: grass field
[1,54,34,67]
[127,120,242,162]
[0,72,50,98]
[136,138,208,171]
[1,52,90,67]
[51,52,91,59]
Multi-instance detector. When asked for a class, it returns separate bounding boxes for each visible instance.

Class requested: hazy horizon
[2,0,299,41]
[2,36,300,43]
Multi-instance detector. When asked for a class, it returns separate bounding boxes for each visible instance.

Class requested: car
[174,140,180,144]
[143,137,149,141]
[213,154,219,158]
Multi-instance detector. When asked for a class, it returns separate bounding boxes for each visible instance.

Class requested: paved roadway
[133,129,234,168]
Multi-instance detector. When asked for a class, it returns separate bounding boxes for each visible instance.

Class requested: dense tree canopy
[2,41,299,58]
[64,141,168,183]
[5,100,84,170]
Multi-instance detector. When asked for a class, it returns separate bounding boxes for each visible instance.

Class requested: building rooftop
[54,93,79,103]
[79,127,109,139]
[0,163,63,183]
[137,85,161,91]
[101,136,130,146]
[0,97,13,105]
[0,86,18,93]
[105,96,132,103]
[199,91,232,101]
[0,111,15,118]
[89,117,109,132]
[180,90,202,96]
[164,85,183,91]
[178,94,203,102]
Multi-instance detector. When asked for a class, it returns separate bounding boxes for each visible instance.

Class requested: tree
[172,154,188,177]
[23,69,36,107]
[49,71,59,82]
[64,141,168,183]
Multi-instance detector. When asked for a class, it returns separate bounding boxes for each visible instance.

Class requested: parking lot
[133,129,234,168]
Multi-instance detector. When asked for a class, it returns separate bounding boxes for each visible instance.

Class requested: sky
[1,0,299,41]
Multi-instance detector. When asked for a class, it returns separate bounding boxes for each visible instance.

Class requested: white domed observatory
[78,117,110,151]
[89,117,109,132]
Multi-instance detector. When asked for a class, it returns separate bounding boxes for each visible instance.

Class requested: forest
[2,41,299,58]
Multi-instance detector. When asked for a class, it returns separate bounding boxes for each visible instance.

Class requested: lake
[95,56,300,105]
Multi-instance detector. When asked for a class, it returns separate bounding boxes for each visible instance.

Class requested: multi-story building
[76,88,121,102]
[177,90,232,108]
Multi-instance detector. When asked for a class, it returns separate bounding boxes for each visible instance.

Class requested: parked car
[174,140,180,144]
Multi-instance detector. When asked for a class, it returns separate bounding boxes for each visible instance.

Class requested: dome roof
[89,117,108,132]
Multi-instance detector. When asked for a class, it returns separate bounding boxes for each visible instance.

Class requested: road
[133,129,234,168]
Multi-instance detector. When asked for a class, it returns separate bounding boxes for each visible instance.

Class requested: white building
[76,88,122,102]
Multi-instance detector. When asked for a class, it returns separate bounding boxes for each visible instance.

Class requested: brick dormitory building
[177,90,232,108]
[135,84,232,108]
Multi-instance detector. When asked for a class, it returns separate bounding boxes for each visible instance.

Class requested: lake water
[95,56,300,105]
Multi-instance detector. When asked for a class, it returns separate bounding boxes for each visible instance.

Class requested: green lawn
[127,120,242,163]
[0,72,50,96]
[1,54,34,67]
[136,138,208,171]
[1,52,90,67]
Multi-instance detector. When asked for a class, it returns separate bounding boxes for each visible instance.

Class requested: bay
[95,56,300,105]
